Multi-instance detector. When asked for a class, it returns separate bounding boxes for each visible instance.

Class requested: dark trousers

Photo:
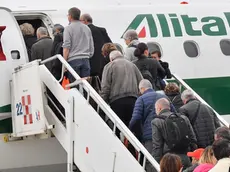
[68,58,90,82]
[110,96,137,157]
[110,96,137,132]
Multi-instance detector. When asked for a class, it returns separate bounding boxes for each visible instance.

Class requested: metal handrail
[169,74,229,127]
[41,55,160,171]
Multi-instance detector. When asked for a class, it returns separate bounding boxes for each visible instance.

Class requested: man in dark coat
[31,27,53,70]
[152,98,197,170]
[80,13,112,78]
[179,89,221,148]
[51,24,64,80]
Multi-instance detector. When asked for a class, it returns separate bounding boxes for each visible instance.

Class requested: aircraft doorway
[14,13,54,37]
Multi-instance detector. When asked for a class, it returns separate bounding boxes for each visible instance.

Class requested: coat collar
[186,98,197,104]
[158,109,171,117]
[36,36,51,42]
[143,88,155,95]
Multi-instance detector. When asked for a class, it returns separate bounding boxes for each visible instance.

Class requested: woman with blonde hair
[19,23,37,61]
[194,146,217,172]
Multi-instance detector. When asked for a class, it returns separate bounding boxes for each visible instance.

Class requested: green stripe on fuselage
[0,118,12,133]
[0,105,12,133]
[0,104,11,113]
[168,76,230,115]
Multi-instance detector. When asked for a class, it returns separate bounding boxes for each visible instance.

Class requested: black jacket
[51,33,63,80]
[151,109,197,163]
[88,24,112,78]
[31,36,53,70]
[179,99,221,148]
[23,35,37,62]
[159,60,172,79]
[133,55,165,89]
[167,93,184,112]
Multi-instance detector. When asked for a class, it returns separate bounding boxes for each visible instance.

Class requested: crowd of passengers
[19,7,230,172]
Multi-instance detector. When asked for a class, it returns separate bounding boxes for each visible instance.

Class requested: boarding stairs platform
[7,55,160,172]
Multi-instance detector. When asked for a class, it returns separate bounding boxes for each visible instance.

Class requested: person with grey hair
[151,98,197,170]
[181,89,196,104]
[52,24,64,35]
[179,89,220,148]
[214,126,230,141]
[80,13,111,78]
[129,79,168,171]
[31,27,53,70]
[100,50,143,138]
[109,50,123,61]
[19,23,37,61]
[123,29,140,61]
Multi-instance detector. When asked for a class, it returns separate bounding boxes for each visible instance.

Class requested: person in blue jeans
[62,7,94,82]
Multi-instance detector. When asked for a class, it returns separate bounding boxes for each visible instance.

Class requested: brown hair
[68,7,81,20]
[151,50,162,58]
[164,82,180,95]
[199,146,217,165]
[160,153,182,172]
[101,43,117,57]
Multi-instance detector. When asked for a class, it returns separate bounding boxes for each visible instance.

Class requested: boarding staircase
[9,55,160,172]
[8,55,229,172]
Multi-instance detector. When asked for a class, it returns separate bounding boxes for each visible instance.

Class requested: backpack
[158,113,191,152]
[140,65,154,85]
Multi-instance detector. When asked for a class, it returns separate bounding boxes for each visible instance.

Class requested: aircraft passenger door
[0,7,28,133]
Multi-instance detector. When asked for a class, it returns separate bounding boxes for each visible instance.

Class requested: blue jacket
[129,89,167,142]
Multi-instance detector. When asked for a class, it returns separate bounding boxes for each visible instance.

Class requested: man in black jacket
[80,13,112,78]
[51,24,64,80]
[179,89,221,148]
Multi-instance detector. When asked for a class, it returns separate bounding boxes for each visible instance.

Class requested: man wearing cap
[184,148,205,172]
[123,29,140,62]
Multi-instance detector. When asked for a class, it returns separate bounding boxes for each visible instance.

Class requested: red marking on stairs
[86,147,89,154]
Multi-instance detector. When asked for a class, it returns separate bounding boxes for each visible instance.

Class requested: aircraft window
[183,41,199,58]
[114,43,124,55]
[220,40,230,56]
[147,42,163,56]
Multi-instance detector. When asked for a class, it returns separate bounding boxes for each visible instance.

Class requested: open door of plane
[0,7,28,133]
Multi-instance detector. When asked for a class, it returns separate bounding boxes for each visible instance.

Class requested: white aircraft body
[0,1,230,171]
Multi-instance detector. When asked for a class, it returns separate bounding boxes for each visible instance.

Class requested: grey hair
[123,29,138,41]
[37,27,48,36]
[139,79,153,90]
[81,13,93,23]
[181,89,196,102]
[109,50,123,61]
[215,127,230,141]
[155,98,170,110]
[53,24,64,34]
[20,23,35,36]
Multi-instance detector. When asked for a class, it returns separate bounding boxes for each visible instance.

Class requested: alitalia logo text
[123,12,230,38]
